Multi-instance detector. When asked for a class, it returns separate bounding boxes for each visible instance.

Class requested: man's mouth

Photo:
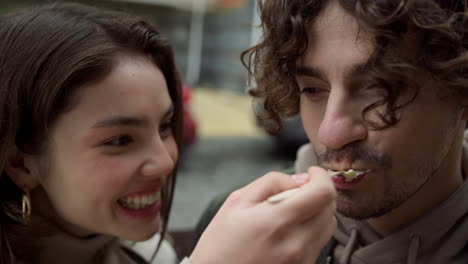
[328,169,371,182]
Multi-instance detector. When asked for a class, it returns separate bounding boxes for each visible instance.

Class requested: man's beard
[335,173,429,220]
[334,123,459,220]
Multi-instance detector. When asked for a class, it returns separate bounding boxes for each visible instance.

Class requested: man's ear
[4,149,40,191]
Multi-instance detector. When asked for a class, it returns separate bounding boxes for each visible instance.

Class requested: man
[196,0,468,263]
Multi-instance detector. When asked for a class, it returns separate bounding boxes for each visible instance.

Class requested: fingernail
[291,173,309,183]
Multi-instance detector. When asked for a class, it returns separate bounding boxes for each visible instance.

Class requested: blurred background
[0,0,308,259]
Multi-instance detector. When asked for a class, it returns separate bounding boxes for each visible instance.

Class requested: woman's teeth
[119,190,161,210]
[328,169,370,182]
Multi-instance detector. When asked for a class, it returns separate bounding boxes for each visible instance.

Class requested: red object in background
[182,84,197,146]
[218,0,247,8]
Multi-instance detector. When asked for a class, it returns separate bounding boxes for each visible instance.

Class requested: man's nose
[317,89,367,150]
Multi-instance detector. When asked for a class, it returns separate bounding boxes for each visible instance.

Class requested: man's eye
[301,87,327,97]
[359,81,386,98]
[302,87,322,93]
[103,135,133,147]
[363,82,380,90]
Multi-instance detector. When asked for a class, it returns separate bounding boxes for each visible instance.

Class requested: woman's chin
[118,224,160,242]
[112,205,162,241]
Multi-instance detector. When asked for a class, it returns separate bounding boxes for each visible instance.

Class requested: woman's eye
[160,121,173,138]
[103,135,133,147]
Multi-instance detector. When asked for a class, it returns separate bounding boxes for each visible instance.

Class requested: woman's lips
[118,189,161,210]
[121,181,162,197]
[117,199,162,219]
[116,181,164,218]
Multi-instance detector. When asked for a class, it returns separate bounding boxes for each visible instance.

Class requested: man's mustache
[317,142,391,167]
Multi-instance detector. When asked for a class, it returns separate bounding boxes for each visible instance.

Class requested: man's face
[296,2,465,219]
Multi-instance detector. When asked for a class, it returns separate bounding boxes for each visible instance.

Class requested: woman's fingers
[266,166,336,223]
[277,203,337,263]
[190,166,337,264]
[229,171,309,205]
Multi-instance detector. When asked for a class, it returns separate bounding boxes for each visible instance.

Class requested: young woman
[0,3,337,264]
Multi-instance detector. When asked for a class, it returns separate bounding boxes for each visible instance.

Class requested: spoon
[267,169,369,203]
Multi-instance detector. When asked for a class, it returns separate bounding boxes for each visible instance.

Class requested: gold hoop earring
[22,191,31,221]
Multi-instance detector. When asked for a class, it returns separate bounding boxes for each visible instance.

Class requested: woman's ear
[4,149,40,191]
[460,95,468,120]
[462,105,468,121]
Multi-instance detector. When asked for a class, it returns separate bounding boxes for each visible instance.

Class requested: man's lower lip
[332,173,367,188]
[117,200,162,219]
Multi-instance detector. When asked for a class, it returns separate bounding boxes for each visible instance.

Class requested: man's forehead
[311,1,358,35]
[297,3,374,79]
[303,1,422,71]
[307,1,373,53]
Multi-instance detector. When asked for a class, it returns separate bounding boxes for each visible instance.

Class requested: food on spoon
[328,169,370,182]
[343,169,358,182]
[267,169,370,203]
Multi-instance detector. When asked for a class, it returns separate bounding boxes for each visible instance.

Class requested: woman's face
[34,55,178,241]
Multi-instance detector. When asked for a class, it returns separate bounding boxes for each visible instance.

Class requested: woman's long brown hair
[0,3,183,263]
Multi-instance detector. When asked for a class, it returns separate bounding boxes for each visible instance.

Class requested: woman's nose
[140,136,177,178]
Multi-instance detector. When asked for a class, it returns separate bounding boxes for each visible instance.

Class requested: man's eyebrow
[92,104,174,128]
[296,65,327,81]
[296,62,372,81]
[344,63,372,81]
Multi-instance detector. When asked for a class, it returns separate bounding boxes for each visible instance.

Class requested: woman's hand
[189,166,337,264]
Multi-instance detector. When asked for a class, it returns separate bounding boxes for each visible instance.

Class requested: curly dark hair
[242,0,468,132]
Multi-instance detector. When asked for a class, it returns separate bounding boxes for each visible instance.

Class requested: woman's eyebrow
[92,116,148,128]
[163,104,175,119]
[92,104,175,128]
